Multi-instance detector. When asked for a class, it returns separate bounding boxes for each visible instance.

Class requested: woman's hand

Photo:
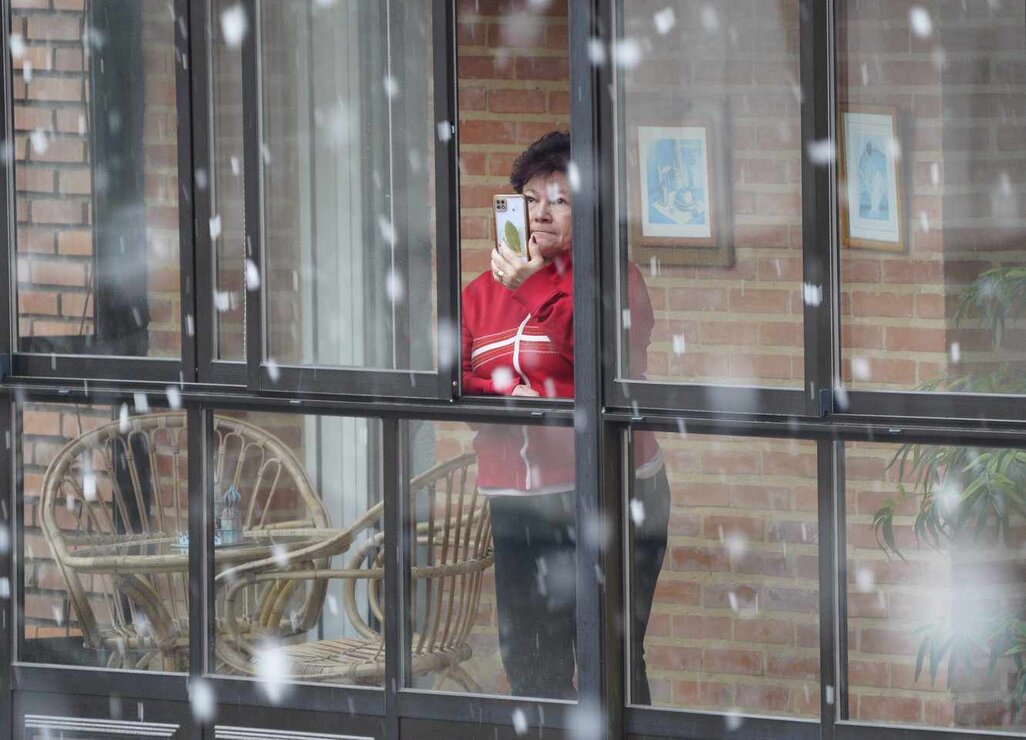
[492,241,546,291]
[511,384,540,397]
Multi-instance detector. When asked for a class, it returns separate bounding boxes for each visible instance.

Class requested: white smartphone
[493,194,530,260]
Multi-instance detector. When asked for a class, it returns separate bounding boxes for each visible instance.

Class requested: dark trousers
[489,468,670,702]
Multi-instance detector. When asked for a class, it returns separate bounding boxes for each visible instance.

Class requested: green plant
[871,266,1026,719]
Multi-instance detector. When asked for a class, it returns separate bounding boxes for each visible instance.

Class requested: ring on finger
[497,270,505,278]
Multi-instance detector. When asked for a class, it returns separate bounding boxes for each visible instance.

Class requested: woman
[460,131,669,703]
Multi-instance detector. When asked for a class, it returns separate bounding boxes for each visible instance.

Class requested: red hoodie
[461,251,663,494]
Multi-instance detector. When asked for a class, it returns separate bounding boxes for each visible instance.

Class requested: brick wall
[623,0,805,387]
[845,440,1026,729]
[838,0,1026,391]
[457,0,570,286]
[12,0,181,357]
[644,433,820,716]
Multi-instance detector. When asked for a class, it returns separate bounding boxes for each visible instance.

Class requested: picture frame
[627,111,733,267]
[838,104,905,252]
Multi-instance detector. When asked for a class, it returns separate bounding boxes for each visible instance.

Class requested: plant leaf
[504,220,522,255]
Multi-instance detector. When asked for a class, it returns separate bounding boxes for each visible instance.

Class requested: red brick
[59,169,91,194]
[17,290,57,316]
[766,653,818,681]
[30,137,84,163]
[55,109,85,134]
[13,105,53,130]
[515,120,565,144]
[459,56,515,80]
[857,694,921,723]
[16,166,53,193]
[703,515,765,542]
[736,684,792,712]
[670,615,731,641]
[514,56,568,82]
[859,627,917,656]
[647,645,702,672]
[850,291,914,318]
[883,326,947,353]
[702,648,762,676]
[54,47,84,72]
[459,119,515,145]
[734,619,793,645]
[12,44,51,70]
[57,230,92,256]
[488,88,545,114]
[652,578,700,605]
[27,15,81,41]
[59,292,91,318]
[29,259,87,287]
[458,85,486,111]
[668,286,729,312]
[547,90,569,114]
[17,227,54,253]
[31,199,84,224]
[27,77,81,102]
[668,545,727,572]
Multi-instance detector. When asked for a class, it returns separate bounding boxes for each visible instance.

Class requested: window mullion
[801,0,840,420]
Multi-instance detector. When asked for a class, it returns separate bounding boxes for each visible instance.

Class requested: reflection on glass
[13,2,181,357]
[211,0,245,361]
[846,441,1026,730]
[460,132,578,400]
[259,2,436,371]
[635,433,819,717]
[19,403,189,671]
[455,3,573,398]
[617,1,804,388]
[838,2,1026,393]
[408,420,582,699]
[212,411,385,689]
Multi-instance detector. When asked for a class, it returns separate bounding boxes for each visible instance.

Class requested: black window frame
[0,1,1025,739]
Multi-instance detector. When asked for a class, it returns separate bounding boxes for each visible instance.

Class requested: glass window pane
[404,419,574,699]
[456,5,573,399]
[845,441,1026,731]
[258,1,437,371]
[19,402,189,672]
[13,2,181,357]
[838,2,1026,393]
[210,410,385,690]
[617,2,804,388]
[634,432,819,718]
[211,0,246,362]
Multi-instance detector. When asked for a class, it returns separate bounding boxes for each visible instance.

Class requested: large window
[2,1,1026,740]
[12,0,181,359]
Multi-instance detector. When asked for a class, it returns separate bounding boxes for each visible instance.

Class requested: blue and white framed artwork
[840,108,904,251]
[628,111,732,267]
[638,126,712,240]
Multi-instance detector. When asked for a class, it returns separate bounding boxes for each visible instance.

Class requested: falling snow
[654,7,676,35]
[630,499,646,527]
[245,259,260,290]
[221,5,248,48]
[909,6,932,38]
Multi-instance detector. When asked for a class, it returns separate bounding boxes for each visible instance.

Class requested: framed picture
[838,105,905,251]
[628,113,732,267]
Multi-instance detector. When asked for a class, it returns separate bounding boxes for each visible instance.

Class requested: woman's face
[523,171,572,261]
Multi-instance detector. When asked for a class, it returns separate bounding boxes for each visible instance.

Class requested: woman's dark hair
[510,130,571,193]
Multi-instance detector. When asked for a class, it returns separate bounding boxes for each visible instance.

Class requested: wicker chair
[216,452,493,691]
[38,411,330,671]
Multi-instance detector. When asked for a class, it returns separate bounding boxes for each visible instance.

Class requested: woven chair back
[39,411,328,653]
[343,452,492,656]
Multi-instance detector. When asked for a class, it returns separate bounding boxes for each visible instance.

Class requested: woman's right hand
[511,384,540,397]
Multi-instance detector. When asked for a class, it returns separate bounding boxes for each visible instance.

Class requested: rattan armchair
[38,411,331,671]
[215,452,493,691]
